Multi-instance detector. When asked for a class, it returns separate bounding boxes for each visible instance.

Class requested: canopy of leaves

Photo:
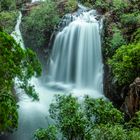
[0,30,41,133]
[0,0,16,11]
[0,90,18,134]
[49,94,88,139]
[34,125,57,140]
[21,1,60,49]
[35,95,125,140]
[35,95,140,140]
[0,11,18,34]
[108,42,140,85]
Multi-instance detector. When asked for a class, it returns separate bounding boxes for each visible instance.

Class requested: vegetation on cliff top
[21,0,78,50]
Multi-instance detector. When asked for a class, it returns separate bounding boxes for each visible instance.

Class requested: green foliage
[0,11,18,34]
[21,1,60,49]
[36,95,126,140]
[126,111,140,129]
[106,26,126,57]
[0,0,16,11]
[34,125,57,140]
[91,124,127,140]
[108,42,140,85]
[94,0,110,12]
[34,94,140,140]
[121,12,140,26]
[131,28,140,43]
[112,0,128,12]
[84,96,124,124]
[0,89,18,134]
[0,31,41,93]
[64,0,78,13]
[127,128,140,140]
[0,28,41,134]
[49,94,87,139]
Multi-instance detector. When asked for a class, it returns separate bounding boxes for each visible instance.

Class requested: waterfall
[48,10,103,97]
[11,12,25,49]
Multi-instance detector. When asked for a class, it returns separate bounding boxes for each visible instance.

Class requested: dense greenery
[0,11,18,34]
[34,95,140,140]
[0,0,16,11]
[0,29,41,134]
[108,42,140,85]
[0,0,18,34]
[0,90,18,134]
[21,0,77,50]
[21,1,60,49]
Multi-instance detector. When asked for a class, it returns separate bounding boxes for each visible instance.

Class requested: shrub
[121,12,140,26]
[21,1,60,49]
[0,11,18,34]
[108,42,140,85]
[107,26,126,57]
[91,124,127,140]
[84,96,124,124]
[34,125,57,140]
[0,90,18,134]
[0,0,16,11]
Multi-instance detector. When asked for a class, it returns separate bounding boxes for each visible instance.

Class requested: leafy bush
[34,125,57,140]
[132,28,140,43]
[106,26,126,57]
[21,1,60,49]
[84,96,124,124]
[121,12,140,26]
[35,95,125,140]
[0,11,18,34]
[0,30,41,99]
[49,94,88,139]
[64,0,78,13]
[91,124,127,140]
[0,90,18,134]
[0,28,41,134]
[112,0,128,12]
[108,42,140,85]
[0,0,16,11]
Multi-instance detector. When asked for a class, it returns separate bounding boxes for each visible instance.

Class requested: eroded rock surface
[121,77,140,118]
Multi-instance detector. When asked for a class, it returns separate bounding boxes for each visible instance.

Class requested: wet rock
[121,77,140,118]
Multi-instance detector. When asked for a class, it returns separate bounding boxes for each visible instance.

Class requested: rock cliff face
[103,64,124,107]
[121,77,140,118]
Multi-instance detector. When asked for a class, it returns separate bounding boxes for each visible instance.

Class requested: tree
[108,42,140,85]
[35,95,125,140]
[49,94,88,140]
[21,1,60,49]
[0,29,41,134]
[0,0,16,11]
[34,125,57,140]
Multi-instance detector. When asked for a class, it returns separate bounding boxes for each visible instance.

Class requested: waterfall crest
[48,10,103,97]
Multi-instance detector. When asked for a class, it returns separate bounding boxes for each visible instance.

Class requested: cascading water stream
[48,10,103,97]
[11,12,25,49]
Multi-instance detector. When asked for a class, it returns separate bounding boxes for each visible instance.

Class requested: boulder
[121,77,140,118]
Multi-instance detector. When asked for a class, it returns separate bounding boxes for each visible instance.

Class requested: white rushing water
[48,10,103,98]
[11,12,25,49]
